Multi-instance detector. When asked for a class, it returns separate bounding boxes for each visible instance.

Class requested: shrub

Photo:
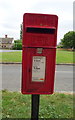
[13,40,22,50]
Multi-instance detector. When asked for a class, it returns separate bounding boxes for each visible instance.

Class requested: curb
[56,63,75,65]
[55,91,74,95]
[0,62,22,64]
[0,62,75,65]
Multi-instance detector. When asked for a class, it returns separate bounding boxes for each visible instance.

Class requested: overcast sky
[0,0,74,44]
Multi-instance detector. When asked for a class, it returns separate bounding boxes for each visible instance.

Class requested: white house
[0,35,14,49]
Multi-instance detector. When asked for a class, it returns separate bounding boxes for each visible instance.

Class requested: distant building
[0,35,14,49]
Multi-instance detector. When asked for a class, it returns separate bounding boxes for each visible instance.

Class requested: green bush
[13,40,22,50]
[14,40,22,43]
[57,46,63,48]
[13,43,22,50]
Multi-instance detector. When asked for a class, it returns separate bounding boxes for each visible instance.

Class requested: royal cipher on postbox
[21,13,58,94]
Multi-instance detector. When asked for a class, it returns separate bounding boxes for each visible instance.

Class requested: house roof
[0,38,13,44]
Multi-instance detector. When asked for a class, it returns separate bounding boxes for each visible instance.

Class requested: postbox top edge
[23,13,58,18]
[25,26,56,29]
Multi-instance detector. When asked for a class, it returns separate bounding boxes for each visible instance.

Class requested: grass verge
[2,90,74,119]
[0,50,74,64]
[1,51,22,63]
[56,50,74,64]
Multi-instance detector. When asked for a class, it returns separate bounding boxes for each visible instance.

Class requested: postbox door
[22,47,56,94]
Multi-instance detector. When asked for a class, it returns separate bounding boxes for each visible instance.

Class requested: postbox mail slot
[23,13,58,47]
[26,27,56,34]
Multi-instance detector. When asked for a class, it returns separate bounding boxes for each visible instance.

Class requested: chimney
[5,35,7,38]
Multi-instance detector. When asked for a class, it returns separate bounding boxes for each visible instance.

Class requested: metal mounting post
[31,94,40,120]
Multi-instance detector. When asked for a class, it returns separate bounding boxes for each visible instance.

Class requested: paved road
[0,50,22,52]
[0,64,73,93]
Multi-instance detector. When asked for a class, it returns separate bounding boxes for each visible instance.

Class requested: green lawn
[1,90,73,119]
[56,49,74,64]
[0,49,74,63]
[1,51,22,63]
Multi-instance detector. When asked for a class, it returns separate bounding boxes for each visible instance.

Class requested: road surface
[0,64,73,93]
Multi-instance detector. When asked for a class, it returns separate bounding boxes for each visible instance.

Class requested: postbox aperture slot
[26,27,55,34]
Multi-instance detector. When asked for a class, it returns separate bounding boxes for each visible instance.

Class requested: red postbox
[22,13,58,94]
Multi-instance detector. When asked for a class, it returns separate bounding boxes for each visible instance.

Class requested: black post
[31,94,40,120]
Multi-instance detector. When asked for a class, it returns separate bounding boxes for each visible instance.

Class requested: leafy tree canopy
[14,39,22,43]
[60,31,75,48]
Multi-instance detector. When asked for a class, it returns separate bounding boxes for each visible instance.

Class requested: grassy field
[1,90,73,119]
[56,49,74,64]
[1,51,22,63]
[0,49,74,63]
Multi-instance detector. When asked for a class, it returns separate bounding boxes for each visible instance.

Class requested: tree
[20,24,22,40]
[60,31,75,49]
